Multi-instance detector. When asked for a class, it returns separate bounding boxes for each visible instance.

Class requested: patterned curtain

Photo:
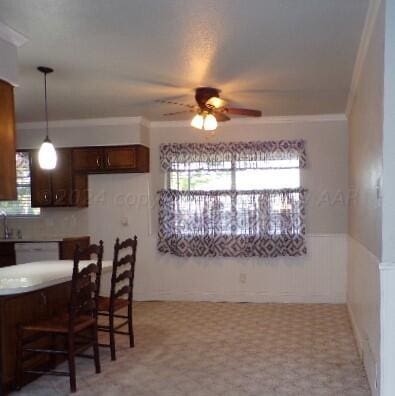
[160,140,307,171]
[158,189,307,257]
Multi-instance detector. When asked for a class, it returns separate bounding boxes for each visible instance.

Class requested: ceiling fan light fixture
[203,113,218,131]
[191,113,204,129]
[206,96,225,109]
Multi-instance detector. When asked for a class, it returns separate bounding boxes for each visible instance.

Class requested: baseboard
[347,302,364,357]
[347,300,379,396]
[134,290,345,304]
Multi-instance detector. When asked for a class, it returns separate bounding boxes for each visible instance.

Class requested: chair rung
[76,353,94,359]
[114,330,130,336]
[97,327,110,332]
[23,348,67,355]
[114,321,129,330]
[113,314,128,319]
[24,369,69,377]
[98,343,110,348]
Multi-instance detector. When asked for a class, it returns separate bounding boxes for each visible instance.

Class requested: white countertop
[0,260,112,296]
[0,239,63,243]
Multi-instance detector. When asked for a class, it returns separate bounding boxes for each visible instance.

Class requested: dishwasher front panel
[15,242,60,264]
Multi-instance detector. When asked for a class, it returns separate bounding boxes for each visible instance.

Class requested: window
[0,152,40,216]
[159,141,307,257]
[169,159,300,190]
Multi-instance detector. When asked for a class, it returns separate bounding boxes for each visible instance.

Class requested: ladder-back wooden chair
[16,241,104,393]
[98,236,137,361]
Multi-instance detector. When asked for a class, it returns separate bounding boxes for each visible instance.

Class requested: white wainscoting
[379,262,395,396]
[347,235,380,396]
[131,234,347,304]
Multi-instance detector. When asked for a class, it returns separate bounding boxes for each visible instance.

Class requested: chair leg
[109,313,116,361]
[128,304,134,348]
[15,325,23,390]
[92,323,101,374]
[50,333,57,369]
[67,334,77,393]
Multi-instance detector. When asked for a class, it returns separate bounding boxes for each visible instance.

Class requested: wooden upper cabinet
[72,145,149,173]
[30,148,88,208]
[51,149,73,206]
[104,147,137,170]
[0,80,17,200]
[72,148,103,172]
[30,151,52,207]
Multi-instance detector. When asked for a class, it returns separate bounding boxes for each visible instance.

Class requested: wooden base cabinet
[0,283,71,393]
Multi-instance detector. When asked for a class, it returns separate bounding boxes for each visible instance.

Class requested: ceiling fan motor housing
[195,87,221,110]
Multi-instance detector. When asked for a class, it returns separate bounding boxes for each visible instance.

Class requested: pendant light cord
[43,72,49,140]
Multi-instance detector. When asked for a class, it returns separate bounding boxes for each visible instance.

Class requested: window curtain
[157,189,306,257]
[160,140,307,171]
[158,140,307,258]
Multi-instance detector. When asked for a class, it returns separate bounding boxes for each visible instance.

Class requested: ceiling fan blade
[155,99,197,109]
[162,110,195,116]
[225,108,262,117]
[213,111,231,122]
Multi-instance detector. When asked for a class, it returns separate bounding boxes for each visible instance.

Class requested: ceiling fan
[157,87,262,131]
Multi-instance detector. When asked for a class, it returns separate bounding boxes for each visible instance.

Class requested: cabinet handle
[107,156,111,167]
[40,292,47,305]
[96,156,101,168]
[55,193,58,201]
[44,192,48,202]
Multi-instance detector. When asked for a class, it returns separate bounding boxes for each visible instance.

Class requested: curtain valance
[157,189,307,257]
[160,140,307,171]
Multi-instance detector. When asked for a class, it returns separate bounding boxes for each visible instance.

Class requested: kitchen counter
[0,238,63,243]
[0,259,112,296]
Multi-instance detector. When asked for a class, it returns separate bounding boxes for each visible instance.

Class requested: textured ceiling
[0,0,369,122]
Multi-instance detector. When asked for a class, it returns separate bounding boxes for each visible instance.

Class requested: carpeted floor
[12,302,371,396]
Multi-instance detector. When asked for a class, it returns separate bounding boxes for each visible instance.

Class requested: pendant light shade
[37,66,57,170]
[38,137,57,170]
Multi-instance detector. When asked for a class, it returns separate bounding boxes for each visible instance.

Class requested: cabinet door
[72,148,103,172]
[51,149,73,206]
[30,151,52,207]
[72,172,89,207]
[0,80,17,200]
[104,146,137,170]
[0,242,15,267]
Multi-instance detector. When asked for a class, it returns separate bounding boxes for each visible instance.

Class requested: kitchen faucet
[0,210,11,240]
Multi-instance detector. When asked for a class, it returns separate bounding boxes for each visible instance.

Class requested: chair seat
[23,313,96,334]
[98,296,129,313]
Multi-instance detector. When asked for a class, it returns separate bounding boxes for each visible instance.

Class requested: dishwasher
[14,242,59,264]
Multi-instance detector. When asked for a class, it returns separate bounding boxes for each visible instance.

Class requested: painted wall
[11,116,348,304]
[0,37,18,85]
[379,0,395,395]
[347,1,384,394]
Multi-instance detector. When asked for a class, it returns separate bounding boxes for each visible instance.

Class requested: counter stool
[98,236,137,361]
[15,241,103,393]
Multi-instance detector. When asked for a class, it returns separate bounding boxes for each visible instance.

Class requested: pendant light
[37,66,57,170]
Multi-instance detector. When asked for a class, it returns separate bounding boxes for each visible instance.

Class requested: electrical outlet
[239,273,247,284]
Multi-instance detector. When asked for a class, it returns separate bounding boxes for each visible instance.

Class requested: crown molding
[150,113,347,128]
[0,21,28,47]
[17,116,150,131]
[345,0,382,117]
[17,113,345,131]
